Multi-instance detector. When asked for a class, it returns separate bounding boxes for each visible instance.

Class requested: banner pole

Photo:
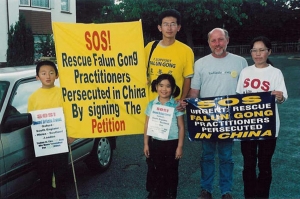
[69,144,79,199]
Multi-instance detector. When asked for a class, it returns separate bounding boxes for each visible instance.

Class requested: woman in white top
[236,36,288,199]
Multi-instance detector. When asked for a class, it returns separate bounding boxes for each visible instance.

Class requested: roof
[0,65,36,82]
[0,65,36,74]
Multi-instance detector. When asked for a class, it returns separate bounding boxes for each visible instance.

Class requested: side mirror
[2,113,32,133]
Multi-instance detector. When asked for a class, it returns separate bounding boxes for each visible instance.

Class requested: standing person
[236,36,288,199]
[144,9,194,102]
[144,8,194,198]
[144,74,185,198]
[28,60,74,199]
[186,28,248,199]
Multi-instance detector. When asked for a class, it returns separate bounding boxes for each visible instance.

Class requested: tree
[283,0,300,10]
[104,0,248,48]
[77,0,300,47]
[76,0,116,23]
[37,34,56,57]
[6,14,34,66]
[232,0,300,44]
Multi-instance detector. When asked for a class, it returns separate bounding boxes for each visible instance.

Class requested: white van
[0,65,116,198]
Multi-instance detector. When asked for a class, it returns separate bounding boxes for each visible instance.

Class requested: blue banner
[185,92,276,141]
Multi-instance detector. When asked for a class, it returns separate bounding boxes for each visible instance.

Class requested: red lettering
[92,119,102,133]
[85,31,92,50]
[156,107,169,112]
[100,31,108,50]
[92,31,100,51]
[84,30,110,51]
[251,79,260,89]
[243,78,270,91]
[243,78,250,88]
[261,81,270,91]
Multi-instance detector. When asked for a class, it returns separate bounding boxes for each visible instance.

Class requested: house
[0,0,76,67]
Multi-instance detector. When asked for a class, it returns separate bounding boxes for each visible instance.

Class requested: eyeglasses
[161,22,178,28]
[250,48,269,54]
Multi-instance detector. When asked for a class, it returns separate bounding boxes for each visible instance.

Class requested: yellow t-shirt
[145,40,194,101]
[27,86,65,187]
[27,86,63,112]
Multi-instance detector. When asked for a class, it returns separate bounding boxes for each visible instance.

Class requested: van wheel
[85,138,113,172]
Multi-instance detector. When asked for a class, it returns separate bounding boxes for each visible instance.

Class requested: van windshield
[0,81,9,112]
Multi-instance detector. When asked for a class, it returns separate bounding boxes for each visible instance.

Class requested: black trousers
[146,139,179,198]
[241,138,277,199]
[36,152,69,199]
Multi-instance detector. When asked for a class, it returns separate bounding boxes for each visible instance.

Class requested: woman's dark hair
[151,74,180,98]
[250,36,273,65]
[36,60,58,76]
[158,9,181,25]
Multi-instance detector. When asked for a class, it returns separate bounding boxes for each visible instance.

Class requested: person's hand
[67,137,76,144]
[176,99,188,112]
[175,146,183,160]
[271,90,285,103]
[144,145,150,158]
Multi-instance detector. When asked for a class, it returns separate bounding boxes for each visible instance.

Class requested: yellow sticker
[231,71,238,78]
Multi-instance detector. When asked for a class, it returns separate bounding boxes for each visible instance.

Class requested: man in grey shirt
[188,28,247,199]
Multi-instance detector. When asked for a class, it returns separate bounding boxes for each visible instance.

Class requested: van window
[0,81,9,112]
[11,80,41,114]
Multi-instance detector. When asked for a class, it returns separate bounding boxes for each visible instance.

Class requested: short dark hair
[151,74,180,98]
[158,9,181,25]
[36,60,58,76]
[250,36,272,50]
[250,36,273,65]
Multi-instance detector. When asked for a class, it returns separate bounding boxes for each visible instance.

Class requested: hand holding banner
[185,92,276,141]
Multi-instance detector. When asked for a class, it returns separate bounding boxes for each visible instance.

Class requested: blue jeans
[200,140,234,195]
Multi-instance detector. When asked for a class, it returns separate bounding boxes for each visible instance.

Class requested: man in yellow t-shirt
[144,11,194,102]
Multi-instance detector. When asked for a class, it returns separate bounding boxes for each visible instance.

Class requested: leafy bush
[37,34,56,58]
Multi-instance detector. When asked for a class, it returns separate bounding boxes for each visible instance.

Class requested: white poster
[30,107,68,157]
[147,104,174,140]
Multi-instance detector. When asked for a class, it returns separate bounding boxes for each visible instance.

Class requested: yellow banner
[52,21,147,138]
